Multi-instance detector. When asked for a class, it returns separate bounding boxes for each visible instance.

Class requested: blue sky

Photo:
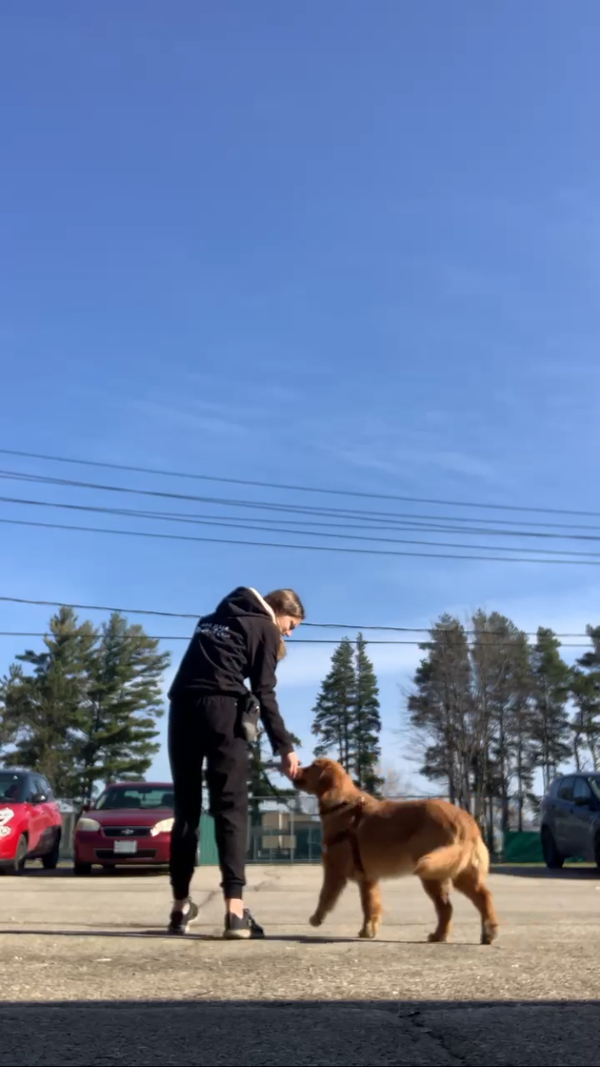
[1,3,600,790]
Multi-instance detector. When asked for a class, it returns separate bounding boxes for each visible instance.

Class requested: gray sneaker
[224,908,265,940]
[168,901,199,935]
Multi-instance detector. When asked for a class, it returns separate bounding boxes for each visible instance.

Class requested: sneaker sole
[223,928,252,940]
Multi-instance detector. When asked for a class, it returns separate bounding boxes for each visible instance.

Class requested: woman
[167,586,304,938]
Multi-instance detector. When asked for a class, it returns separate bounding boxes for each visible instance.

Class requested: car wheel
[42,832,61,871]
[73,861,93,876]
[541,826,564,870]
[8,834,28,875]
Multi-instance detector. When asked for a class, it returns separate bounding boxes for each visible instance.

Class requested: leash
[322,796,366,876]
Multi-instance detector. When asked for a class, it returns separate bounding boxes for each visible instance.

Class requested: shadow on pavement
[0,926,453,946]
[493,864,600,880]
[0,998,598,1065]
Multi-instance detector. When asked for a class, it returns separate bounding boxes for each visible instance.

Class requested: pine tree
[571,625,600,771]
[312,638,356,770]
[77,613,169,802]
[353,635,383,793]
[1,607,96,795]
[529,628,572,791]
[470,612,533,834]
[407,616,473,807]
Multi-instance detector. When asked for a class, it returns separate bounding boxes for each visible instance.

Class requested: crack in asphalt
[402,1008,466,1066]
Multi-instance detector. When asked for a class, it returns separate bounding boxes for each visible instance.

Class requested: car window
[591,777,600,802]
[557,777,574,802]
[0,772,27,803]
[95,785,174,811]
[40,777,53,800]
[33,775,48,800]
[573,777,592,803]
[23,776,38,804]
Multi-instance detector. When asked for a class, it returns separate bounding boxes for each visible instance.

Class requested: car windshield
[590,777,600,801]
[0,772,26,803]
[95,786,174,811]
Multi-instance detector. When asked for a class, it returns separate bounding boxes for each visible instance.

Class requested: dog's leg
[358,879,382,939]
[453,869,499,945]
[420,878,453,943]
[309,862,347,929]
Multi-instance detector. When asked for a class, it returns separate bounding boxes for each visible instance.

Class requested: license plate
[114,840,138,855]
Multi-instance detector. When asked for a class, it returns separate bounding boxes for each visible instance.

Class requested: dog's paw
[427,932,448,943]
[481,922,498,946]
[309,914,322,928]
[358,923,377,940]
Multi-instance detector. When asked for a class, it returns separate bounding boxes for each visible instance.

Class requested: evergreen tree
[353,635,383,793]
[76,613,169,803]
[529,628,571,791]
[470,612,533,834]
[312,638,356,770]
[408,615,473,807]
[571,625,600,771]
[0,664,21,757]
[312,637,382,792]
[1,607,96,795]
[0,608,170,801]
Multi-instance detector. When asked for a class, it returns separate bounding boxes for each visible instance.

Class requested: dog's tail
[413,830,489,883]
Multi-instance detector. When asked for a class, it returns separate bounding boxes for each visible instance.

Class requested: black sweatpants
[168,694,248,902]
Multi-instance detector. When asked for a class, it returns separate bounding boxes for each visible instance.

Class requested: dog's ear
[315,760,336,796]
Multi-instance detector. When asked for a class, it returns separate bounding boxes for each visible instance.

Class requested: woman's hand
[281,751,300,780]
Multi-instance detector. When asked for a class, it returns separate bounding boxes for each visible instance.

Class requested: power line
[0,631,591,649]
[3,514,600,565]
[2,494,600,558]
[3,467,600,535]
[0,596,593,640]
[1,445,597,519]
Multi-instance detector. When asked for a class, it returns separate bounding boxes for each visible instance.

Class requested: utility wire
[3,468,600,535]
[0,631,591,649]
[0,596,594,640]
[1,494,599,558]
[1,445,597,519]
[3,514,600,565]
[3,494,600,546]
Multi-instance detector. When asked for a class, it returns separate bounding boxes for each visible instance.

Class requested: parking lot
[1,864,599,1065]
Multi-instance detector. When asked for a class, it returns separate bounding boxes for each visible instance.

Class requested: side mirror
[32,792,48,805]
[574,796,589,808]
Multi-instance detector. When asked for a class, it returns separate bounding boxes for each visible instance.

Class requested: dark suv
[540,773,600,869]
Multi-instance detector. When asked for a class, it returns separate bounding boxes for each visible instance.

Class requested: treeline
[0,607,169,803]
[408,612,600,833]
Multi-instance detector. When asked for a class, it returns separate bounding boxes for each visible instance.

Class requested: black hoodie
[168,587,294,755]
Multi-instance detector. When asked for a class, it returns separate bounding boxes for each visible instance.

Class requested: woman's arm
[247,624,295,756]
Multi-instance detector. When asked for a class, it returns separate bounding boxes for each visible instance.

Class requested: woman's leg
[168,702,204,907]
[203,698,249,917]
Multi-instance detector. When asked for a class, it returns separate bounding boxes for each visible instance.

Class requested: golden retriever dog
[294,758,498,945]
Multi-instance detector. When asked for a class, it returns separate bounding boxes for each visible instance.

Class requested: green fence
[197,808,323,865]
[502,831,544,864]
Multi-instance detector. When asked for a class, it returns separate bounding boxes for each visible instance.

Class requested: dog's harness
[321,797,366,876]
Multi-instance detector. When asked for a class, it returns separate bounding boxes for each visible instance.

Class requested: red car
[0,768,63,873]
[73,781,175,875]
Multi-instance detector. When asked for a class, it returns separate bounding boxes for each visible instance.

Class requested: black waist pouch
[237,691,261,744]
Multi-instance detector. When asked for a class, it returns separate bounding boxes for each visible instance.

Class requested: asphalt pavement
[1,864,599,1065]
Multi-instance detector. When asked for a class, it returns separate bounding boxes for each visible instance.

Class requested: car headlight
[150,818,174,837]
[77,817,101,832]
